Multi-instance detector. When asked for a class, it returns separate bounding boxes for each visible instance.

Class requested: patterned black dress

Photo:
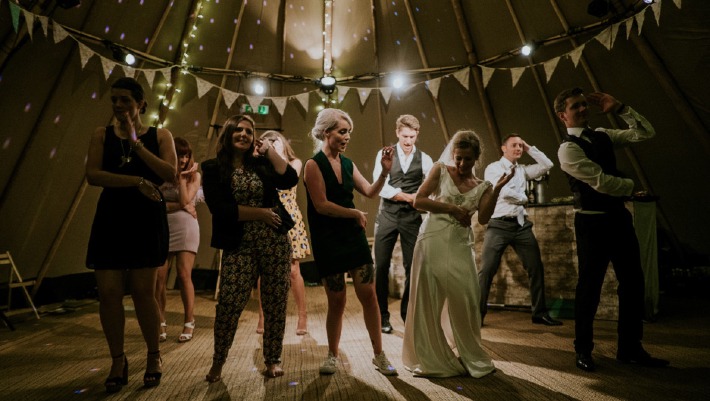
[86,126,168,269]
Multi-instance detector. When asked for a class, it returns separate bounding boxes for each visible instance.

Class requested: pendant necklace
[119,139,132,167]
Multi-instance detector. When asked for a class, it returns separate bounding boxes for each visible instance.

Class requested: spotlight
[317,75,336,94]
[521,44,534,56]
[643,0,654,3]
[587,0,609,18]
[110,45,136,66]
[253,82,265,95]
[391,73,405,89]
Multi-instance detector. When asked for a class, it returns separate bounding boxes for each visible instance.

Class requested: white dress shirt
[557,106,655,198]
[485,146,553,221]
[373,144,434,199]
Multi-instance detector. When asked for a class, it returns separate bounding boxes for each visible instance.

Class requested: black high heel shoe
[143,350,162,388]
[105,353,128,394]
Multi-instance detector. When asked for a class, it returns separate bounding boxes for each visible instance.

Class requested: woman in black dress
[86,77,177,393]
[303,108,397,376]
[202,115,297,381]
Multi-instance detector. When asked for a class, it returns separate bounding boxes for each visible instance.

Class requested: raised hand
[494,166,516,192]
[380,146,395,175]
[587,92,622,114]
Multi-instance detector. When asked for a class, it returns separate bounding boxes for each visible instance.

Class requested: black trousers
[374,207,421,322]
[573,209,645,354]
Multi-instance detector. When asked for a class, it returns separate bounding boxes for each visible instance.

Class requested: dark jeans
[573,209,645,354]
[478,218,547,318]
[374,208,421,322]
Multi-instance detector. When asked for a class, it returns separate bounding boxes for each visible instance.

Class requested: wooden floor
[1,285,709,401]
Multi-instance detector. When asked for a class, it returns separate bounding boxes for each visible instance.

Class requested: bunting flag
[636,9,646,35]
[673,0,682,8]
[401,83,417,93]
[626,18,634,40]
[121,65,137,79]
[245,95,263,109]
[453,68,470,90]
[596,27,613,51]
[272,97,287,115]
[609,23,619,50]
[22,10,34,40]
[194,76,213,98]
[52,21,69,43]
[9,2,21,33]
[510,67,525,88]
[100,56,116,81]
[294,92,310,112]
[480,66,494,88]
[158,67,172,84]
[142,69,156,89]
[379,87,393,105]
[544,57,560,83]
[426,77,441,99]
[652,0,662,26]
[357,88,372,106]
[570,45,584,67]
[222,89,239,109]
[77,42,94,69]
[38,15,49,37]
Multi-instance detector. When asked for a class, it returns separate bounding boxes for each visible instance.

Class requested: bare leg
[176,251,196,337]
[255,278,264,334]
[350,264,383,355]
[155,256,171,340]
[128,268,162,377]
[290,259,308,334]
[95,270,127,378]
[322,274,347,357]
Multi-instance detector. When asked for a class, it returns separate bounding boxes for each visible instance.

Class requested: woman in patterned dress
[201,115,298,381]
[256,130,312,335]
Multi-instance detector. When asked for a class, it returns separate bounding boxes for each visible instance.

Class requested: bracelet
[616,103,626,114]
[131,140,145,151]
[137,177,145,187]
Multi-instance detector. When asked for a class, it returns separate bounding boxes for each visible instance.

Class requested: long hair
[260,130,297,162]
[174,137,194,173]
[215,114,256,180]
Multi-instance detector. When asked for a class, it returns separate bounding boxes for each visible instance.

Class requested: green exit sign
[257,105,269,115]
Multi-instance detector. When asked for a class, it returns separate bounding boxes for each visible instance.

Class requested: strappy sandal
[105,353,128,394]
[143,350,162,388]
[159,321,167,342]
[178,321,195,343]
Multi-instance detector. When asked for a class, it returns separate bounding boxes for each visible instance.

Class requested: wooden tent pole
[403,0,449,141]
[504,0,561,144]
[451,0,501,148]
[368,0,386,146]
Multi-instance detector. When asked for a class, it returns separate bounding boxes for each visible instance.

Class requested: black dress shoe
[576,353,595,372]
[381,317,393,334]
[532,314,563,326]
[617,348,669,367]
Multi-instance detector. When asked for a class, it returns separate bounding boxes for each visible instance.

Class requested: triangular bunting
[673,0,681,8]
[426,77,441,99]
[22,10,34,40]
[194,76,213,98]
[53,22,69,43]
[158,67,172,84]
[143,69,156,89]
[401,83,417,93]
[569,45,584,67]
[9,2,21,33]
[635,10,646,35]
[294,92,310,112]
[100,56,116,81]
[652,0,662,26]
[626,18,634,40]
[222,89,239,109]
[272,97,287,116]
[246,95,263,109]
[543,57,560,83]
[480,66,494,89]
[77,42,94,69]
[38,16,49,37]
[609,23,620,49]
[596,27,613,51]
[379,87,393,105]
[121,65,137,78]
[357,88,372,106]
[510,67,525,88]
[453,68,470,90]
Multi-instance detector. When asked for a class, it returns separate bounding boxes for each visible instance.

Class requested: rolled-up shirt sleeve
[558,141,634,197]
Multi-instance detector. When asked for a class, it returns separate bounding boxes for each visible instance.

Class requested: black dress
[86,126,168,270]
[305,151,372,278]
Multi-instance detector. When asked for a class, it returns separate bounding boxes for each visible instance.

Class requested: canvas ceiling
[0,0,708,286]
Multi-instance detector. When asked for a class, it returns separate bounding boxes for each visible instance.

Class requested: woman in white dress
[402,130,514,378]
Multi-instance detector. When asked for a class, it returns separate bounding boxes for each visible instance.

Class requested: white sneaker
[319,352,337,375]
[372,351,398,376]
